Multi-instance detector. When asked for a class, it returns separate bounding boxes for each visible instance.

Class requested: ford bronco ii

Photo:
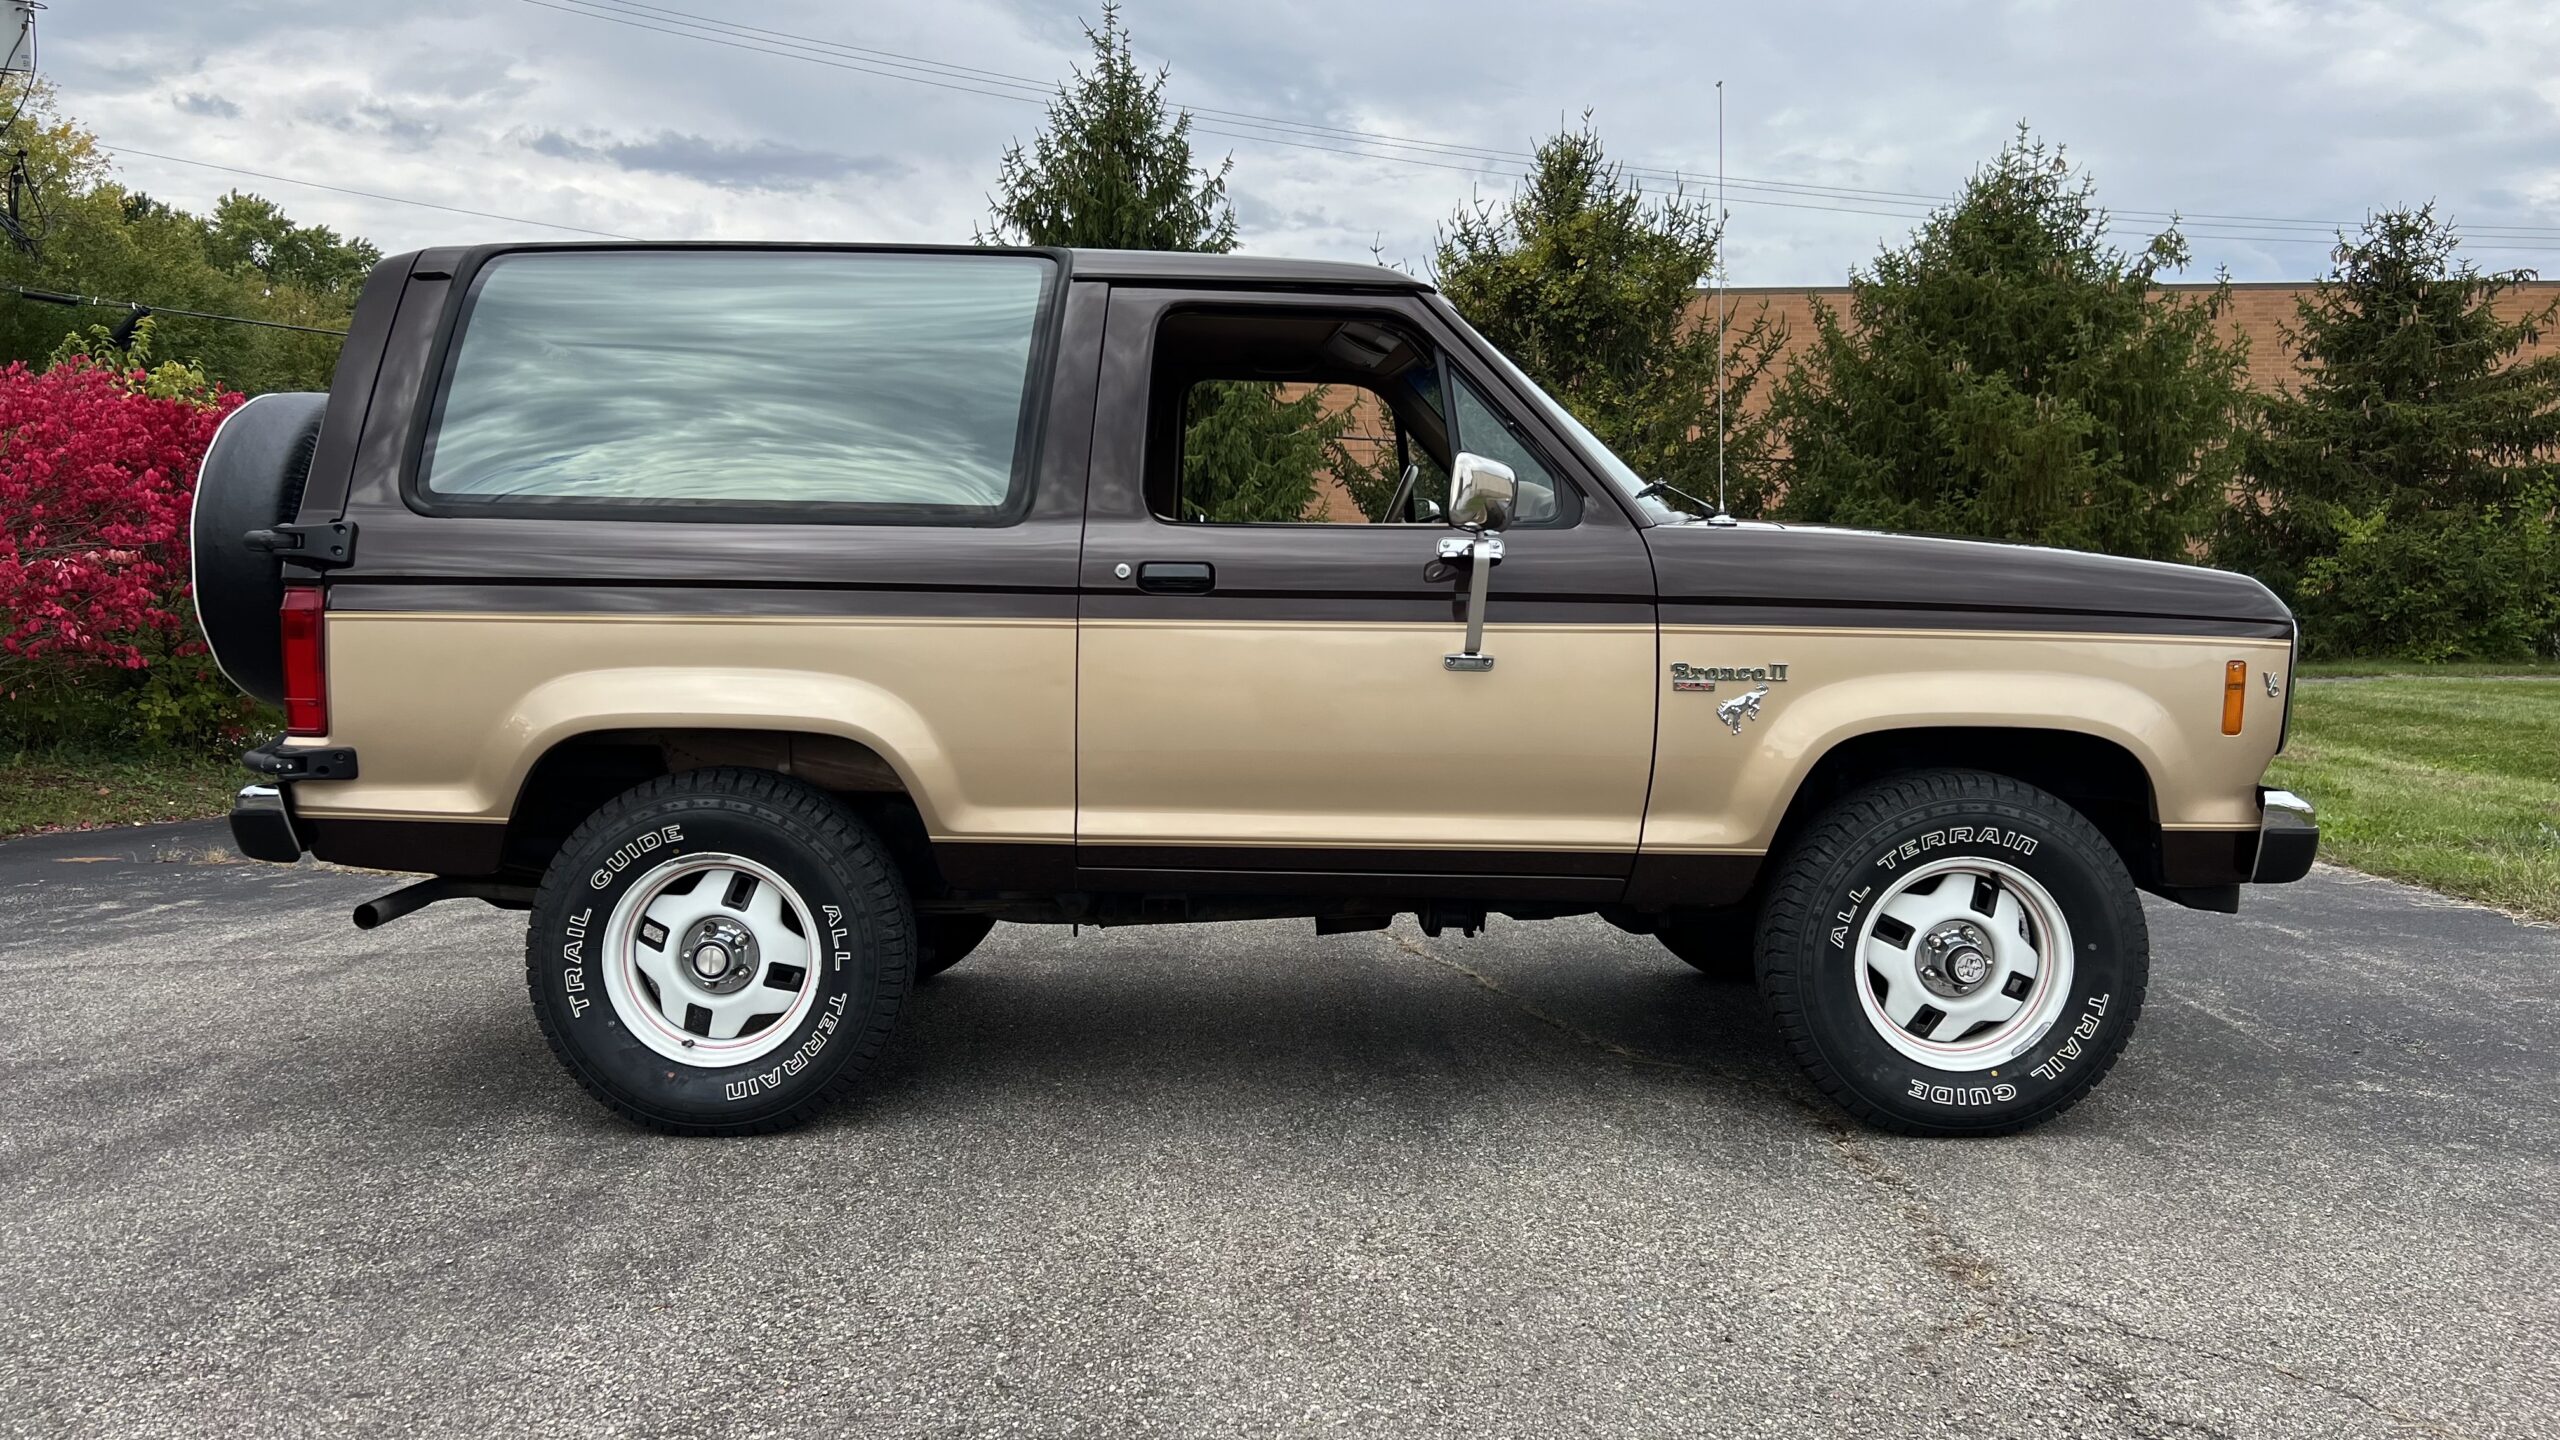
[192,243,2316,1136]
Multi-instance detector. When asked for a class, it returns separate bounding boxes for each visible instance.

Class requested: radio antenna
[1714,79,1728,519]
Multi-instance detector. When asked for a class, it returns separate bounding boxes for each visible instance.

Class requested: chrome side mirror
[1448,452,1517,532]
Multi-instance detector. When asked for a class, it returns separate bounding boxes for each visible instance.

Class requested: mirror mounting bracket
[1441,530,1503,672]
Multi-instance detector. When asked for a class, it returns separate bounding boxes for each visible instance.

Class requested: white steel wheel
[600,852,821,1068]
[1851,855,2077,1073]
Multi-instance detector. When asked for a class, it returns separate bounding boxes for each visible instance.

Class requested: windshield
[1432,300,1696,523]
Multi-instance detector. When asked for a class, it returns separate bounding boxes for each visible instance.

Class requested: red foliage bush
[0,359,242,669]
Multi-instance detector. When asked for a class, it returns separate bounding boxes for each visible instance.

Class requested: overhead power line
[95,143,642,239]
[517,0,2560,253]
[6,284,350,336]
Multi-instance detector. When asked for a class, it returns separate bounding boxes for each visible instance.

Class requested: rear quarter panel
[298,609,1074,843]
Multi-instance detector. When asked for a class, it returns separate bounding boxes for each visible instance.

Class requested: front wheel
[525,768,916,1135]
[1756,769,2148,1137]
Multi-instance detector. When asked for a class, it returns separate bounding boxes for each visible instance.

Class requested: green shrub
[2292,490,2560,661]
[2220,207,2560,658]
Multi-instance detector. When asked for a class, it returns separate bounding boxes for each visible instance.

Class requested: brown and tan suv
[191,243,2315,1136]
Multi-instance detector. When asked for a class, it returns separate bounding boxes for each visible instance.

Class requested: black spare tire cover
[191,391,328,706]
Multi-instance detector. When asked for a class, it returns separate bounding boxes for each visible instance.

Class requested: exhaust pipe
[353,877,538,930]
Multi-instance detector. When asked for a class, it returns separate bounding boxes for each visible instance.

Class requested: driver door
[1073,288,1657,895]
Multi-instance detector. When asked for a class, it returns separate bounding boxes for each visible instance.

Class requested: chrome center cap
[1919,922,1995,999]
[678,917,757,994]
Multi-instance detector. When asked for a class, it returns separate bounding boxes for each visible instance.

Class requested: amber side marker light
[2221,659,2247,735]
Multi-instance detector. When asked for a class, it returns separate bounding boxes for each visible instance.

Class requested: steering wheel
[1384,462,1421,523]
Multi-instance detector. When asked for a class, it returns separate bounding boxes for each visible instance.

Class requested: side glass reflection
[423,251,1051,510]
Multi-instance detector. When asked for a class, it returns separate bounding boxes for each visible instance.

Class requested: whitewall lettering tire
[526,768,915,1135]
[1756,769,2148,1136]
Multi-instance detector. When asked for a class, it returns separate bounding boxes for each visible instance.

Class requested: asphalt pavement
[1,822,2553,1438]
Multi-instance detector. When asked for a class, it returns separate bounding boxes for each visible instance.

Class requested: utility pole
[0,0,38,256]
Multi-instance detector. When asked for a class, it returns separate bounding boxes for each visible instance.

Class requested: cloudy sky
[40,0,2560,285]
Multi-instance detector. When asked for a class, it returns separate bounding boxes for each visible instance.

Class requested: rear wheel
[526,767,915,1135]
[1756,768,2147,1136]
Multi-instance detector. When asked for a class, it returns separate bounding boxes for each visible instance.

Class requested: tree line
[0,82,371,396]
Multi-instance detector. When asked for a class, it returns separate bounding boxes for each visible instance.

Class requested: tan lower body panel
[1077,619,1656,855]
[296,612,1077,843]
[301,613,2285,887]
[1642,625,2292,855]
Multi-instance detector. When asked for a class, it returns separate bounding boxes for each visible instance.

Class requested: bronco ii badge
[1669,661,1789,694]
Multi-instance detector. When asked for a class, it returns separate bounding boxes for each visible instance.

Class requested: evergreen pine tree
[2219,206,2560,659]
[980,4,1341,521]
[1433,121,1782,518]
[1767,128,2251,561]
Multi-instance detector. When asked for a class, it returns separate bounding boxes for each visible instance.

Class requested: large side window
[419,250,1054,517]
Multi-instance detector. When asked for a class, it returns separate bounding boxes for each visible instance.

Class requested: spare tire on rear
[190,392,327,706]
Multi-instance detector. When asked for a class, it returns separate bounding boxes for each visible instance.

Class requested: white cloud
[37,0,2560,280]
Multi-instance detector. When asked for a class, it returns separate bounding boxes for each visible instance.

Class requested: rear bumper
[241,736,358,782]
[228,784,305,864]
[2252,788,2317,884]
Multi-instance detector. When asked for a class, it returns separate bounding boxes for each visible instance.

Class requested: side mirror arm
[1436,532,1504,672]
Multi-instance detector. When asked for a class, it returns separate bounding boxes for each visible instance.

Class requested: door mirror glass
[1513,478,1557,526]
[1448,452,1517,532]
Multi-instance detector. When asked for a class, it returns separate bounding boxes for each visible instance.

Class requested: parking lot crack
[2032,1301,2467,1439]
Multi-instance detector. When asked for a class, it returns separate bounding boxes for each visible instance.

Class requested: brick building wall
[1285,279,2560,521]
[1697,279,2560,408]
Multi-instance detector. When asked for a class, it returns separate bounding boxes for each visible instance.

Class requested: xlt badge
[1670,662,1790,694]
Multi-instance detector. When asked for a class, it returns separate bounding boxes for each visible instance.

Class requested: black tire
[1757,769,2148,1137]
[190,391,328,706]
[526,767,915,1135]
[916,914,996,979]
[1657,911,1754,981]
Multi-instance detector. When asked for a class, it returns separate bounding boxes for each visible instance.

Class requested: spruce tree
[980,5,1342,521]
[2219,207,2560,659]
[1767,128,2251,561]
[1433,122,1782,518]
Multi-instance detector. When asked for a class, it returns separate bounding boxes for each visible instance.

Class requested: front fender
[1642,627,2291,853]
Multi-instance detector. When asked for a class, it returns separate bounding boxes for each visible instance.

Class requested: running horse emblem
[1716,686,1770,735]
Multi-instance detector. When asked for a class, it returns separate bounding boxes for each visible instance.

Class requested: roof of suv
[393,242,1431,293]
[1064,248,1430,291]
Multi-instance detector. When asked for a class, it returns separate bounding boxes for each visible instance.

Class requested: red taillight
[280,586,328,736]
